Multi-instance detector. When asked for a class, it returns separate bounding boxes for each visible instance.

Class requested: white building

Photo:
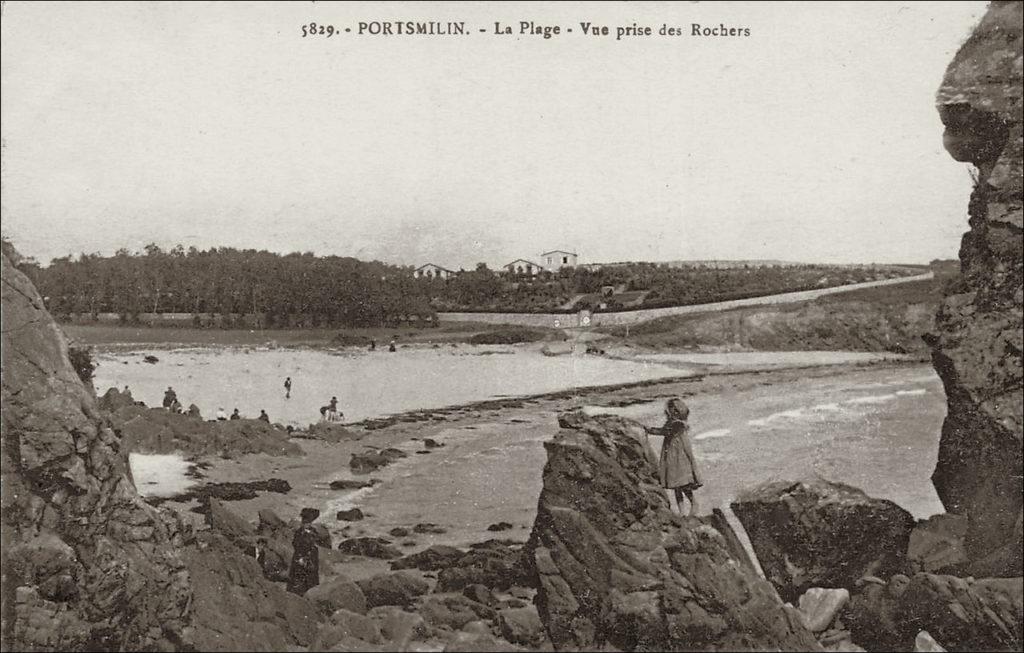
[541,250,578,272]
[502,259,544,276]
[414,263,457,279]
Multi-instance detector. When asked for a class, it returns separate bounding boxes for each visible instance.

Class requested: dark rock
[497,605,547,647]
[731,479,915,601]
[487,522,514,532]
[207,498,256,540]
[525,411,820,651]
[389,527,411,537]
[1,253,194,651]
[424,438,444,448]
[899,573,1022,652]
[462,584,496,607]
[931,0,1023,577]
[367,606,428,650]
[143,354,159,363]
[357,571,430,608]
[309,608,383,650]
[311,523,332,549]
[336,508,365,522]
[391,545,466,571]
[257,508,287,532]
[330,478,379,490]
[338,537,401,560]
[305,576,368,616]
[413,522,447,534]
[184,532,320,651]
[381,447,408,461]
[350,451,391,474]
[436,543,525,593]
[420,593,496,631]
[908,514,969,574]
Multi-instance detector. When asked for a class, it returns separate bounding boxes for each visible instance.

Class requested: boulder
[463,584,497,607]
[436,541,525,592]
[305,576,368,616]
[487,522,514,532]
[497,605,547,647]
[336,508,365,522]
[309,608,383,651]
[731,479,915,601]
[444,623,522,652]
[367,606,428,650]
[907,514,969,574]
[338,537,403,560]
[207,497,256,540]
[330,478,379,490]
[357,571,430,608]
[350,451,391,474]
[391,545,466,571]
[931,0,1023,577]
[419,593,496,631]
[796,587,850,632]
[413,522,448,534]
[914,630,946,652]
[525,411,820,651]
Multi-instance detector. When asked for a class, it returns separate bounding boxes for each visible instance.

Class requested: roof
[415,263,455,272]
[541,250,578,257]
[504,259,544,268]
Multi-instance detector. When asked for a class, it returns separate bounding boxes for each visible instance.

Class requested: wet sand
[146,359,947,580]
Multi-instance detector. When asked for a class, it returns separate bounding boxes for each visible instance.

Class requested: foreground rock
[731,479,915,601]
[930,0,1022,577]
[1,253,193,650]
[525,411,820,651]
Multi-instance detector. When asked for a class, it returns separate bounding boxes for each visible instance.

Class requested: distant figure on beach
[230,408,240,420]
[644,398,703,516]
[287,508,321,595]
[284,376,292,399]
[369,339,376,351]
[187,404,202,420]
[328,396,340,422]
[169,398,183,414]
[388,338,397,352]
[216,407,227,421]
[258,409,270,422]
[162,386,177,409]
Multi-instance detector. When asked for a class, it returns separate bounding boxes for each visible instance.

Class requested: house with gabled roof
[541,250,578,272]
[502,259,544,277]
[413,263,457,279]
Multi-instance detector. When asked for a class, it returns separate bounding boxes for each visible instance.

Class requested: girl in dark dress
[644,398,703,516]
[286,508,321,595]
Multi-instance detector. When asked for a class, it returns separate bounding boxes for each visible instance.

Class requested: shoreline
[141,358,945,571]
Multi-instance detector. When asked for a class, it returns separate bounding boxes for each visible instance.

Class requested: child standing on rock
[645,398,703,516]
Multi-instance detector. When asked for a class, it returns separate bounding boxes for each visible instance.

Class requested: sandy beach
[138,358,947,586]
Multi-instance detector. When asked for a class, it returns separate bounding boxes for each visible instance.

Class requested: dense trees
[25,244,436,328]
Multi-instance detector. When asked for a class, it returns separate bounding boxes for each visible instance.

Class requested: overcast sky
[1,1,987,268]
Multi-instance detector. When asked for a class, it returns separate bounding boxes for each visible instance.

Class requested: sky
[1,1,988,268]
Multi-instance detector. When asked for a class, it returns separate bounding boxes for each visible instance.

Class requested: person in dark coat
[284,377,292,399]
[287,508,321,595]
[230,408,241,420]
[258,409,270,423]
[162,386,177,409]
[644,398,703,516]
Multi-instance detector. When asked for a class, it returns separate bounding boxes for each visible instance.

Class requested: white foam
[129,453,195,497]
[694,428,732,440]
[748,408,805,427]
[895,388,928,396]
[810,402,842,412]
[846,393,898,405]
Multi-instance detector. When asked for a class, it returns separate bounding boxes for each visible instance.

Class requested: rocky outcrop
[931,0,1023,576]
[1,253,193,650]
[100,390,302,458]
[525,411,821,651]
[731,479,916,601]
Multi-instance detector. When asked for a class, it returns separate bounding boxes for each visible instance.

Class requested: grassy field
[61,322,558,348]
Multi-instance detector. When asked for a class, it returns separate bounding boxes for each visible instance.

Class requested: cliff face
[931,0,1023,576]
[0,253,193,650]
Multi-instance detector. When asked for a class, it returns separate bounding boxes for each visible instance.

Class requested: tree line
[19,244,436,328]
